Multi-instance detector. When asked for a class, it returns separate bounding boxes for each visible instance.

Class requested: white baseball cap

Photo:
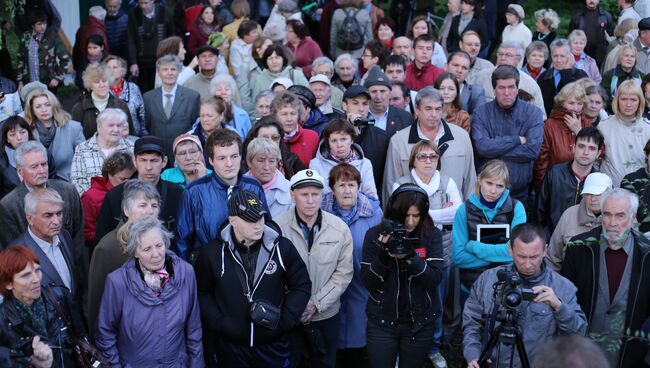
[581,173,613,195]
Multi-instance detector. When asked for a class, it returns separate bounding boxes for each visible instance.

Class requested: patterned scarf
[326,147,359,163]
[14,296,47,337]
[141,266,170,296]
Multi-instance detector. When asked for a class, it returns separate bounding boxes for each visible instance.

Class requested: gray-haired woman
[96,217,204,366]
[245,137,292,217]
[70,108,134,194]
[87,180,161,340]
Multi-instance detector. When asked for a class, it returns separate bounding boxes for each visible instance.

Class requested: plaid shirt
[17,31,70,83]
[70,135,133,195]
[28,33,42,82]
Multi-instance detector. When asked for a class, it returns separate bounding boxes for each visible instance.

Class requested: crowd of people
[1,0,650,367]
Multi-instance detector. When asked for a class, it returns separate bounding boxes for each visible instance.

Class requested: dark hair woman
[361,183,444,368]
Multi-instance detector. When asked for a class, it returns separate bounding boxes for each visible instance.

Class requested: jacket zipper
[587,243,597,330]
[617,250,649,368]
[395,259,400,320]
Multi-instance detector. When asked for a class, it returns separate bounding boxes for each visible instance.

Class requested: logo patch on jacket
[265,260,277,275]
[415,248,427,259]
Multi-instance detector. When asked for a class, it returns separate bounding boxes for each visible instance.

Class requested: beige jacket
[598,115,650,187]
[275,209,353,321]
[546,200,601,271]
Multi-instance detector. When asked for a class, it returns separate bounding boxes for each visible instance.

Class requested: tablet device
[476,224,510,244]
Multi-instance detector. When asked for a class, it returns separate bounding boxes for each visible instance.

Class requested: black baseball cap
[228,190,267,223]
[134,136,165,156]
[343,85,371,100]
[195,44,220,56]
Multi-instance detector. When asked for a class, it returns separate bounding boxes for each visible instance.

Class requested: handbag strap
[42,285,76,336]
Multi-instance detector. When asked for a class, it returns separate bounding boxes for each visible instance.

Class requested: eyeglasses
[415,153,439,162]
[176,148,201,158]
[260,134,281,142]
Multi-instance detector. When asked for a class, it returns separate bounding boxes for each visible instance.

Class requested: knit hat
[290,169,324,190]
[506,4,525,21]
[228,190,267,223]
[172,134,203,154]
[288,85,316,109]
[363,67,392,90]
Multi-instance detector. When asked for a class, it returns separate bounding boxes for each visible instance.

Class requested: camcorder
[494,269,537,310]
[353,117,375,128]
[380,219,419,256]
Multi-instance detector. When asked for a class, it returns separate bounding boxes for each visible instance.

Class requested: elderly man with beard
[562,188,650,367]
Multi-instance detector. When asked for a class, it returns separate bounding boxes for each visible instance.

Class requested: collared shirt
[28,32,43,83]
[319,99,334,115]
[28,227,71,290]
[296,208,323,251]
[369,108,389,131]
[161,83,178,108]
[417,121,445,144]
[552,68,561,88]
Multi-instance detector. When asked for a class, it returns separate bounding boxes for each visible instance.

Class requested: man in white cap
[309,74,345,121]
[546,172,613,271]
[275,169,353,368]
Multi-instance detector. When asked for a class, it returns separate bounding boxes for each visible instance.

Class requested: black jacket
[360,225,444,332]
[535,161,597,238]
[0,285,85,368]
[537,67,589,116]
[93,178,184,245]
[621,167,650,233]
[446,13,489,54]
[561,227,650,368]
[357,125,390,204]
[385,107,413,137]
[568,6,615,65]
[0,148,58,198]
[195,223,311,362]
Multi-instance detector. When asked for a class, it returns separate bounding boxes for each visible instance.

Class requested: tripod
[477,307,530,368]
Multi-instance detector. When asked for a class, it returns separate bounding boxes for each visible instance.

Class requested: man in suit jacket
[10,188,80,299]
[446,51,486,115]
[363,67,412,138]
[143,55,200,163]
[537,38,588,116]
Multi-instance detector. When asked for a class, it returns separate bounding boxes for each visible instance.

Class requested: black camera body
[353,117,375,127]
[380,219,418,256]
[494,269,537,310]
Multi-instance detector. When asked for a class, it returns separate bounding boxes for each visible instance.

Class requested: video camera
[379,219,419,256]
[494,269,537,310]
[353,117,375,128]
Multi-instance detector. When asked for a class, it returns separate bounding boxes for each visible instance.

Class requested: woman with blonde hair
[599,80,650,185]
[601,43,644,106]
[534,82,593,186]
[23,89,85,181]
[452,159,526,302]
[104,55,146,136]
[71,63,133,138]
[569,30,601,84]
[533,9,559,56]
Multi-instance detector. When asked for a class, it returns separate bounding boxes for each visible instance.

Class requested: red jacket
[285,37,323,78]
[81,177,113,246]
[405,62,444,92]
[73,17,109,72]
[285,127,319,167]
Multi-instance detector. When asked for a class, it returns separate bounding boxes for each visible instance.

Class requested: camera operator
[361,183,444,368]
[462,223,587,368]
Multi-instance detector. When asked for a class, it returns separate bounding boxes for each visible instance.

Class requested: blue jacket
[471,99,543,203]
[176,173,268,260]
[451,189,526,269]
[227,104,252,139]
[322,192,383,348]
[302,108,329,136]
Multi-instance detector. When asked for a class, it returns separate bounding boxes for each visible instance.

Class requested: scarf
[332,199,358,224]
[141,264,170,296]
[327,147,359,163]
[411,168,440,197]
[35,120,57,148]
[246,170,279,192]
[198,19,219,37]
[5,146,16,168]
[14,296,48,337]
[110,79,125,97]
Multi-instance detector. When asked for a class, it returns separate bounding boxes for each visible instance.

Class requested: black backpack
[336,8,365,51]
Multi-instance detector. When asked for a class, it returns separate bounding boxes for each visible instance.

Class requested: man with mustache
[562,188,650,367]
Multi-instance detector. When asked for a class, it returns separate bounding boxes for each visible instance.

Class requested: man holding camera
[463,223,587,368]
[276,169,353,368]
[194,190,311,367]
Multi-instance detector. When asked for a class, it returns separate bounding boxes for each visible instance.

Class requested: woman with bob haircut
[361,183,444,368]
[245,137,292,217]
[534,82,593,187]
[452,159,526,299]
[601,43,644,107]
[71,63,133,139]
[309,118,377,198]
[23,87,85,182]
[247,44,309,106]
[0,246,86,367]
[96,217,204,366]
[322,163,383,365]
[599,80,650,186]
[522,41,548,81]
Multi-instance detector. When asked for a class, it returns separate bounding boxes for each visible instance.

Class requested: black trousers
[211,336,290,368]
[290,314,339,368]
[366,319,434,368]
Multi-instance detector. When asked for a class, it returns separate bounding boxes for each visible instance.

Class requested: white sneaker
[428,352,447,368]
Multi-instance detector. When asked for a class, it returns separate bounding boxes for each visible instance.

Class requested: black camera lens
[504,291,522,308]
